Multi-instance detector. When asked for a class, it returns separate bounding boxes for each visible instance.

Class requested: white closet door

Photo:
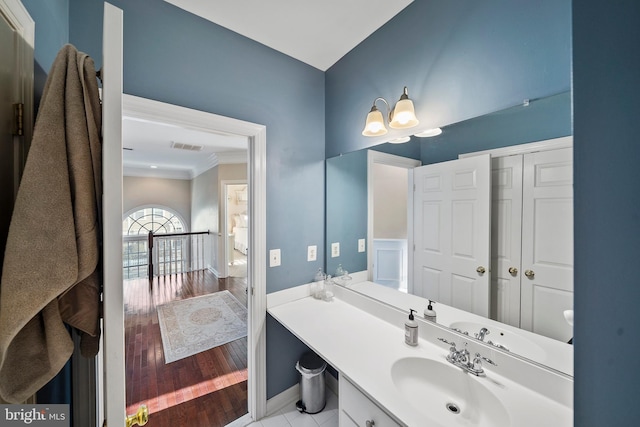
[102,3,125,426]
[520,148,573,342]
[491,155,523,327]
[413,154,491,317]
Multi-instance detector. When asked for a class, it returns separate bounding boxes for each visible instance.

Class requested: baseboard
[223,413,253,427]
[264,371,339,418]
[265,384,299,416]
[326,371,339,396]
[208,266,220,277]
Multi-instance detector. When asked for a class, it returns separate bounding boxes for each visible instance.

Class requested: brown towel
[0,44,102,403]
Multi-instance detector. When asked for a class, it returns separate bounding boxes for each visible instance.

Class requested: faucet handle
[474,352,497,366]
[437,338,457,348]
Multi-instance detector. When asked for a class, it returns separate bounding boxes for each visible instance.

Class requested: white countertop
[268,287,572,427]
[347,280,574,376]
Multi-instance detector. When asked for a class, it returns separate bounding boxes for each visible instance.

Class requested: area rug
[157,291,247,363]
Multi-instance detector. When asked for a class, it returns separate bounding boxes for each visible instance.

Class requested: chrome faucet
[438,338,497,376]
[475,327,490,341]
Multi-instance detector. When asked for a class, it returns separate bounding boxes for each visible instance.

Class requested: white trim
[265,384,299,417]
[102,4,125,427]
[0,0,34,196]
[223,413,254,427]
[266,283,313,308]
[366,150,421,287]
[121,95,268,421]
[458,135,573,159]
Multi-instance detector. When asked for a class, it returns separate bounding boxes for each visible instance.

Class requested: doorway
[114,94,266,425]
[367,151,421,292]
[223,181,249,279]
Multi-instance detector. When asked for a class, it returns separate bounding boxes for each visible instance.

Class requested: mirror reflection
[326,91,573,375]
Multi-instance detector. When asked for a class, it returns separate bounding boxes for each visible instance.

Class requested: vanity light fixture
[414,127,442,137]
[389,136,411,144]
[362,86,419,137]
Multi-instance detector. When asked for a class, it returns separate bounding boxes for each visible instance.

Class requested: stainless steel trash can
[295,352,327,414]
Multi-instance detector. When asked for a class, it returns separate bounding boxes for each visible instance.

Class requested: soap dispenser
[405,309,419,346]
[424,299,437,322]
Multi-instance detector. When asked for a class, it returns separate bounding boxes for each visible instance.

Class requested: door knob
[476,266,486,274]
[524,269,535,278]
[126,405,149,427]
[508,267,518,276]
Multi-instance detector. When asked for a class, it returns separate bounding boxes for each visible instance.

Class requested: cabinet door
[520,148,573,342]
[491,155,524,327]
[340,377,400,427]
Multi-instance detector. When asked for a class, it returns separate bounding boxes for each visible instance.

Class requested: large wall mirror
[326,90,573,375]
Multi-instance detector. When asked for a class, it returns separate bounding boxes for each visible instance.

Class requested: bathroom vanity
[268,284,573,426]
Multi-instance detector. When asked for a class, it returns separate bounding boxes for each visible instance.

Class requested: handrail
[151,230,210,238]
[148,230,211,280]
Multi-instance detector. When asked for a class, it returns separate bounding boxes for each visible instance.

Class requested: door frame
[0,0,34,195]
[121,94,267,421]
[366,150,421,290]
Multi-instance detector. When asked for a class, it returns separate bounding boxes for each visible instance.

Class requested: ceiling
[124,1,413,179]
[163,0,413,71]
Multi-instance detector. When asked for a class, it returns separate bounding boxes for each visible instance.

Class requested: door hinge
[12,103,24,136]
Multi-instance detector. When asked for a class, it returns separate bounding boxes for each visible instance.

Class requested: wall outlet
[269,249,281,267]
[358,238,366,252]
[307,245,317,262]
[331,242,340,258]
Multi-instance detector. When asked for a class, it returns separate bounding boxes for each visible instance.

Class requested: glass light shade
[362,107,388,136]
[389,98,419,129]
[414,128,443,137]
[389,136,411,144]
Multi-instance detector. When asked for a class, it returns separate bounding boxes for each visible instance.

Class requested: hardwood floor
[124,270,248,427]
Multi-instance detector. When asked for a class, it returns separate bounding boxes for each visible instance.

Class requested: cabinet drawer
[340,377,400,427]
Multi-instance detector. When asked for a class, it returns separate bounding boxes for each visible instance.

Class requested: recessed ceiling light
[414,128,443,137]
[150,165,158,169]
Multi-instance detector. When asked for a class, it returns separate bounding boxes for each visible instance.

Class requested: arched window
[122,207,187,279]
[123,207,185,236]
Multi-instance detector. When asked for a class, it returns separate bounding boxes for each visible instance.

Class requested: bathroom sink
[390,357,510,426]
[449,321,546,360]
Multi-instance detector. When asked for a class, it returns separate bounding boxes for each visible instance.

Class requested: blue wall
[26,0,326,400]
[20,0,640,423]
[22,0,69,107]
[573,1,640,425]
[325,0,571,158]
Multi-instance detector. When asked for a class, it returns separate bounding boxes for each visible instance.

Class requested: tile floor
[247,390,339,427]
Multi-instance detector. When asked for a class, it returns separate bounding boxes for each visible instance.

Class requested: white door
[101,2,126,426]
[491,155,523,327]
[413,154,491,317]
[520,148,573,341]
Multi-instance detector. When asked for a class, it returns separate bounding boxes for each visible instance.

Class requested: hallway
[124,270,248,426]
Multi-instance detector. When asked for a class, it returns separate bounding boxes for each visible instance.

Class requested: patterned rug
[157,291,247,363]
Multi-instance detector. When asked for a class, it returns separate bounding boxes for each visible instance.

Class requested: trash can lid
[299,352,327,375]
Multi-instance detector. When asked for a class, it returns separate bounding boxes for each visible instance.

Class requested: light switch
[331,242,340,258]
[307,245,317,262]
[270,249,281,267]
[358,238,366,252]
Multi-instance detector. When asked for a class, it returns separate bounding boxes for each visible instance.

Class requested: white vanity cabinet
[339,375,401,427]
